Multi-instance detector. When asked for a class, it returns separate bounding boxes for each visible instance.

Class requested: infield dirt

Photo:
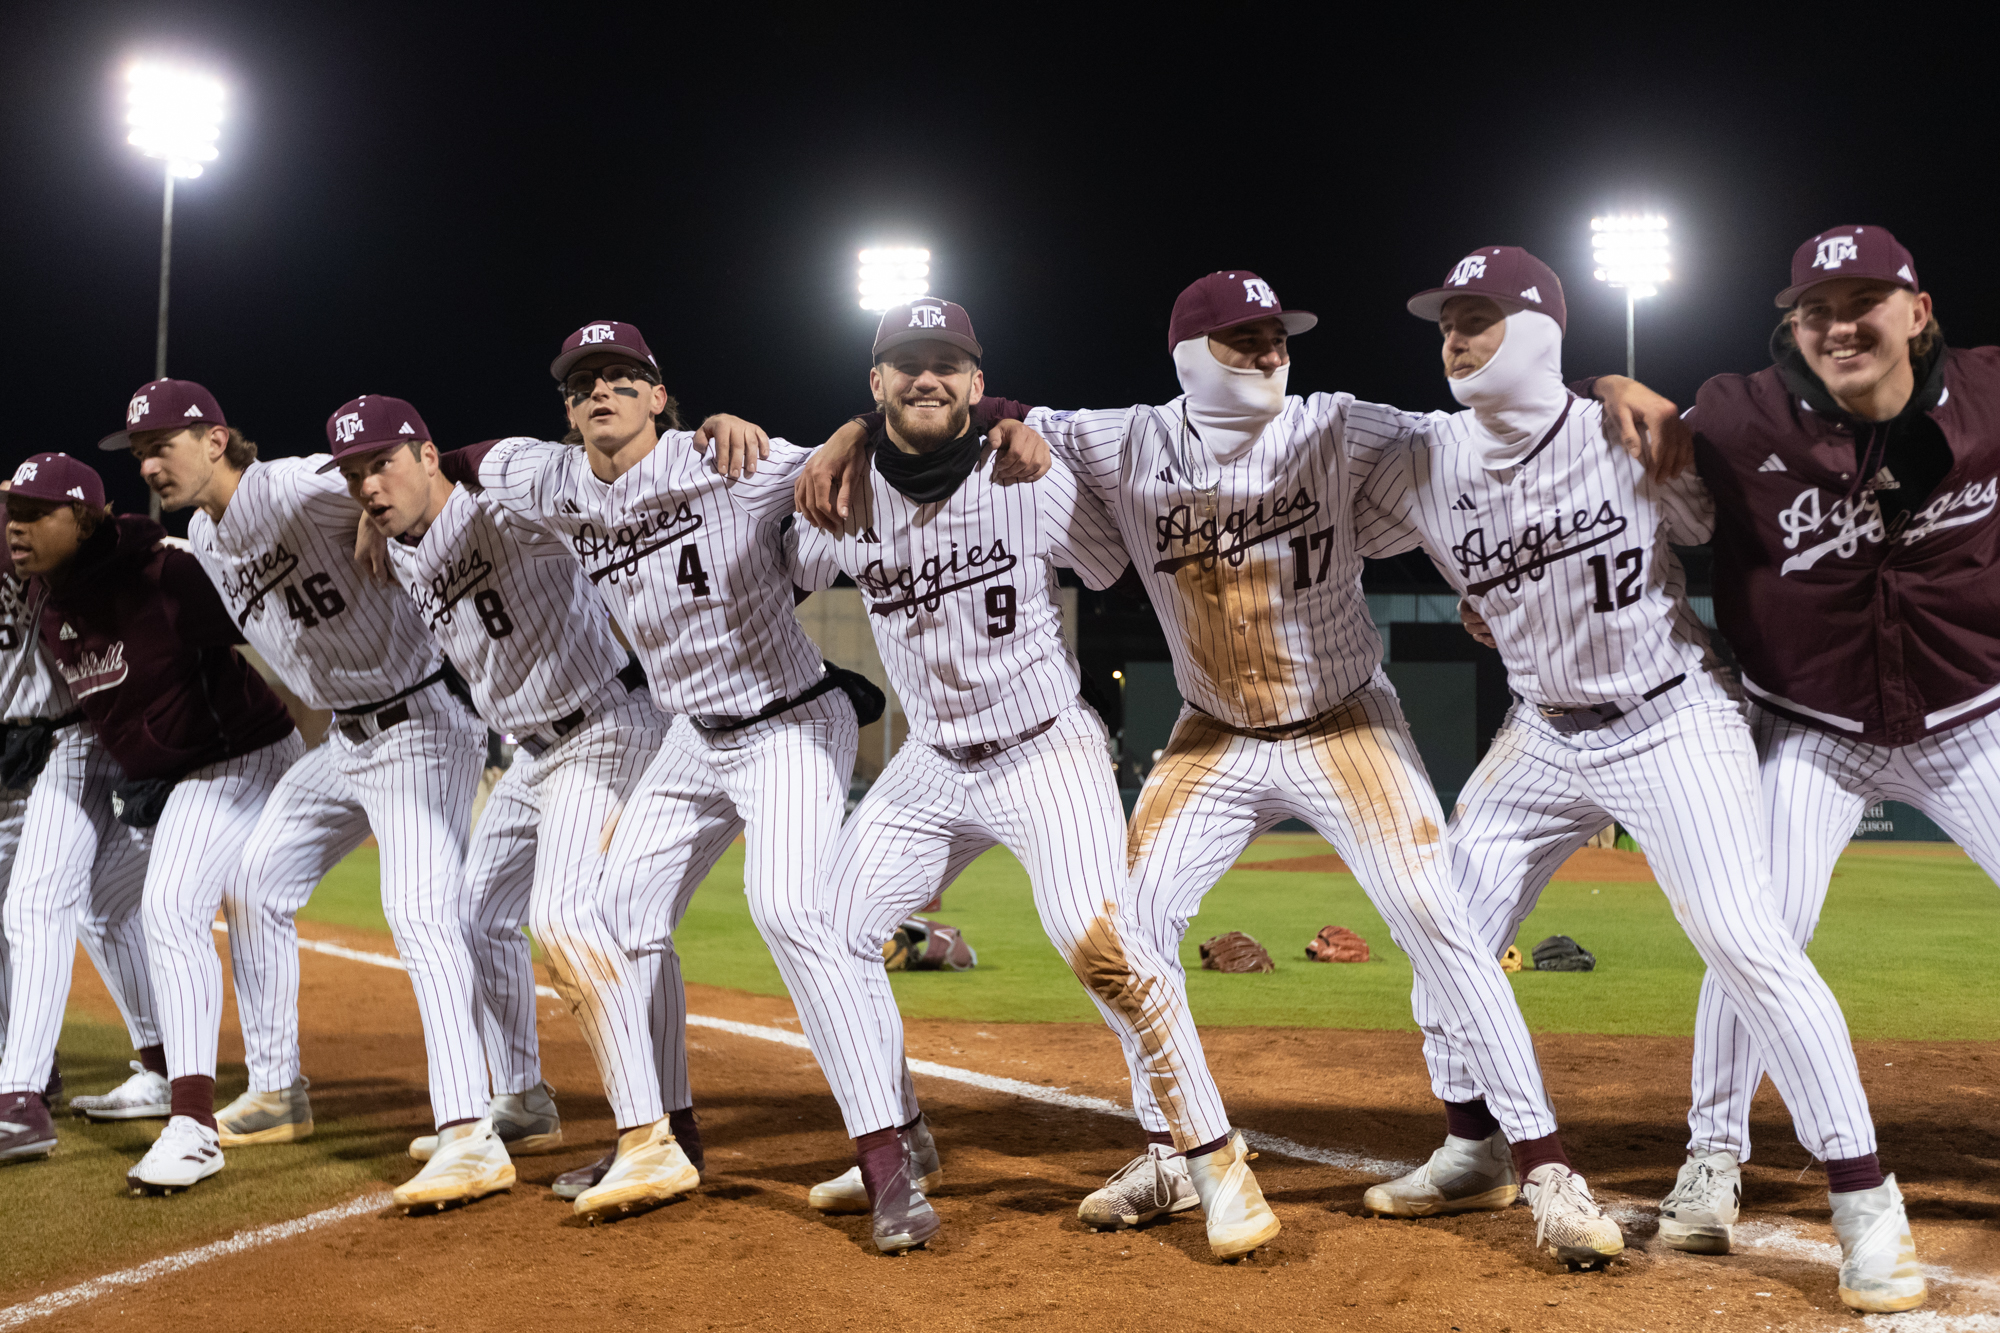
[21,921,2000,1333]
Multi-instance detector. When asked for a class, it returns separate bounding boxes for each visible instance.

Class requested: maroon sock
[669,1106,703,1171]
[170,1075,216,1130]
[1445,1099,1501,1141]
[436,1117,476,1133]
[138,1044,168,1077]
[1145,1130,1175,1150]
[1509,1132,1571,1180]
[1826,1153,1885,1194]
[855,1127,904,1207]
[1184,1132,1230,1160]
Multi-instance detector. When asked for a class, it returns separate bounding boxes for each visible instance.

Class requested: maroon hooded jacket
[35,515,295,780]
[1688,344,2000,747]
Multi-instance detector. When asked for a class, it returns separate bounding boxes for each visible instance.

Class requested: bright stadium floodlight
[1591,215,1669,378]
[857,247,931,312]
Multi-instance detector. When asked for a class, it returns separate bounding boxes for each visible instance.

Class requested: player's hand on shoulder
[353,511,393,587]
[987,418,1052,484]
[796,419,870,532]
[1593,375,1693,481]
[1459,597,1497,649]
[696,414,771,480]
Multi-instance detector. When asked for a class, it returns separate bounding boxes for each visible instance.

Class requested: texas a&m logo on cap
[578,323,619,345]
[1814,236,1860,271]
[127,395,149,425]
[908,303,948,330]
[1243,278,1278,308]
[1447,255,1489,286]
[333,412,366,444]
[13,461,38,484]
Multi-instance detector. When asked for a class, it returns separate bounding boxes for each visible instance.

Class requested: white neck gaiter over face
[1446,309,1568,470]
[1173,336,1289,462]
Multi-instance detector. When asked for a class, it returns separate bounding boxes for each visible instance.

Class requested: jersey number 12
[1587,548,1644,612]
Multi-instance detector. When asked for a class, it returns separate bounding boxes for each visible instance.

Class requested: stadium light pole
[1590,215,1669,378]
[126,62,224,385]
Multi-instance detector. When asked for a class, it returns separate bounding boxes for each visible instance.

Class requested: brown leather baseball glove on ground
[1305,925,1370,962]
[1199,931,1275,973]
[1500,945,1524,973]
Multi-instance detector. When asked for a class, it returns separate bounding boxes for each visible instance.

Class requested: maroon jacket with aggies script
[1690,343,2000,746]
[36,515,295,780]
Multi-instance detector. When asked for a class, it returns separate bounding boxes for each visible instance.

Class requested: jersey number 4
[1587,548,1644,612]
[283,574,348,627]
[676,544,712,597]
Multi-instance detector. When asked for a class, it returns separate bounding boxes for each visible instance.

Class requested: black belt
[932,715,1059,763]
[691,672,843,734]
[517,662,649,758]
[53,709,84,729]
[1535,674,1685,735]
[333,667,447,745]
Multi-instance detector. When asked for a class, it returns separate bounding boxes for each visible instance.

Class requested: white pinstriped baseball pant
[225,685,488,1127]
[1430,687,1879,1163]
[139,732,306,1085]
[462,683,670,1100]
[592,689,861,1131]
[1127,669,1562,1143]
[0,727,157,1094]
[1685,702,2000,1161]
[830,703,1235,1150]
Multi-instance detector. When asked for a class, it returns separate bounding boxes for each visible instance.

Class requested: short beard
[884,398,970,453]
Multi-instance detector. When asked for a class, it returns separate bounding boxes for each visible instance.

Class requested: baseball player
[1,498,164,1163]
[327,393,671,1207]
[1352,244,1921,1311]
[795,275,1629,1264]
[102,381,493,1212]
[434,319,895,1222]
[5,452,303,1194]
[1576,226,1979,1300]
[774,297,1281,1260]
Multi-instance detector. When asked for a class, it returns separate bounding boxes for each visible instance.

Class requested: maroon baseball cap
[1776,225,1919,308]
[550,320,659,381]
[97,378,227,452]
[316,395,433,472]
[1406,246,1567,334]
[8,453,106,507]
[1166,271,1317,352]
[871,298,983,361]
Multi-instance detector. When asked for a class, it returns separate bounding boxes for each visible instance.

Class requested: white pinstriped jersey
[384,485,629,735]
[1354,398,1717,707]
[187,457,442,711]
[1026,394,1423,730]
[474,436,823,716]
[787,438,1130,748]
[1,567,74,722]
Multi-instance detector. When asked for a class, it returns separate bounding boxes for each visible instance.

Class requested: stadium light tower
[1591,215,1669,378]
[857,247,930,312]
[126,62,225,384]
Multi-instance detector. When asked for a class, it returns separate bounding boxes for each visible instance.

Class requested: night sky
[5,5,1996,530]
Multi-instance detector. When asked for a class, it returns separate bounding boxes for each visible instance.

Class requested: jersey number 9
[985,585,1016,638]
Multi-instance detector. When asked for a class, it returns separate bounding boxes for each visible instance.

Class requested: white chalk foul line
[155,926,1990,1324]
[0,1192,393,1330]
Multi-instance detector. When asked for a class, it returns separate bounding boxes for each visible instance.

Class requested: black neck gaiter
[872,425,983,504]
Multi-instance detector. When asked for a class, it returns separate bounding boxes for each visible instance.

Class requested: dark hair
[73,502,113,538]
[221,426,258,469]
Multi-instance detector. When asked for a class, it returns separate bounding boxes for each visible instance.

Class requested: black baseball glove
[1531,934,1596,972]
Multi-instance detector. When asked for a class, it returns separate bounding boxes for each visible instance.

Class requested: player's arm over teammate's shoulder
[792,399,1052,530]
[782,517,843,595]
[1346,400,1433,561]
[703,431,814,524]
[437,436,560,513]
[1571,374,1697,481]
[1035,453,1132,591]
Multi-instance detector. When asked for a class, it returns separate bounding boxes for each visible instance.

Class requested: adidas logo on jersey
[1758,454,1787,472]
[859,526,881,544]
[59,623,76,640]
[1156,467,1174,484]
[560,499,582,515]
[1452,493,1477,512]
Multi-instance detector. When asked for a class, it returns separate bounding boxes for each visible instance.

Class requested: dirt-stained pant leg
[1420,702,1604,1104]
[975,706,1233,1152]
[462,764,542,1097]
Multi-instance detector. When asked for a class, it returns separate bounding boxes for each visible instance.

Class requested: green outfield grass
[297,836,1999,1041]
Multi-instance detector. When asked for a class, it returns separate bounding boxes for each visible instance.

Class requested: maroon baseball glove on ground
[883,916,977,972]
[1199,931,1275,973]
[1305,925,1370,962]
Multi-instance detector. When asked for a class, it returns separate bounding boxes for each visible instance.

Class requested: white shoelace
[1530,1168,1599,1247]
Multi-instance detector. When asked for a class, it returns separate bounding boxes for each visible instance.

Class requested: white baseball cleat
[1186,1131,1281,1260]
[410,1083,561,1161]
[216,1077,313,1146]
[393,1115,516,1213]
[127,1115,224,1195]
[1363,1131,1518,1218]
[70,1063,173,1122]
[573,1119,699,1222]
[1831,1175,1926,1313]
[1657,1149,1740,1254]
[1079,1145,1200,1230]
[809,1115,940,1214]
[1524,1163,1624,1269]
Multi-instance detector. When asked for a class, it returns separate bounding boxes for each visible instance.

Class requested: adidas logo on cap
[184,404,203,417]
[1758,454,1786,472]
[1520,286,1542,303]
